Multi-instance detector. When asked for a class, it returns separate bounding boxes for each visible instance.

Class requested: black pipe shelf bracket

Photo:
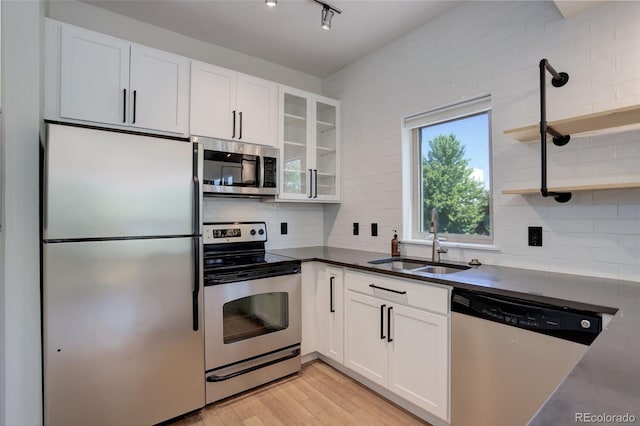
[539,58,572,203]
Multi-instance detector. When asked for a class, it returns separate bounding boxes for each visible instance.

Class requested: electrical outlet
[528,226,542,246]
[280,222,288,235]
[371,223,378,237]
[353,223,359,236]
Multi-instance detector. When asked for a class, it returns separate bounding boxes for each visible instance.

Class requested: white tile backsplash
[203,198,324,250]
[321,0,640,282]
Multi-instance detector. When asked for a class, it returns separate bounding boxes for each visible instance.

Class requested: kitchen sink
[368,258,430,270]
[412,265,467,274]
[367,257,470,274]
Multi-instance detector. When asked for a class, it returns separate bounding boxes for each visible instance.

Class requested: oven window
[223,292,289,344]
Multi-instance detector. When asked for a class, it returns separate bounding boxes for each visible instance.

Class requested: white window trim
[402,94,494,246]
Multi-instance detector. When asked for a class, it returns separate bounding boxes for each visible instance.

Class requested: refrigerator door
[43,123,198,240]
[43,238,204,426]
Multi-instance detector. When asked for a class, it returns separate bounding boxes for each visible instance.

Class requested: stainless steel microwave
[192,137,278,197]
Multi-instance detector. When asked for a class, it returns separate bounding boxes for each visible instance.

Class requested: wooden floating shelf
[502,182,640,195]
[504,104,640,142]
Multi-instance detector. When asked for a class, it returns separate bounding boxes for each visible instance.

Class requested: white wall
[322,1,640,282]
[46,0,322,94]
[203,198,324,249]
[1,1,44,425]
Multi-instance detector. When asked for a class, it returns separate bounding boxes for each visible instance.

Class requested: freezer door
[43,238,204,426]
[43,124,200,240]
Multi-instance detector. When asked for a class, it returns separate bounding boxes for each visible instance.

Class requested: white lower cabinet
[388,304,449,420]
[345,291,388,387]
[344,270,450,422]
[316,267,344,364]
[301,262,319,357]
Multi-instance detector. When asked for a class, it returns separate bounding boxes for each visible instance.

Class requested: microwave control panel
[263,157,277,188]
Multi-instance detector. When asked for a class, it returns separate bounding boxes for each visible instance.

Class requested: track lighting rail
[313,0,342,14]
[539,58,571,203]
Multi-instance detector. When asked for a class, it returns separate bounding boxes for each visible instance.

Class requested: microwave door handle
[257,156,262,189]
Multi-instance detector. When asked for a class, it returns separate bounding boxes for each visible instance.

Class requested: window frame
[408,98,494,245]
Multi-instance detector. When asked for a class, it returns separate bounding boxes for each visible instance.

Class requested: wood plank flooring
[171,360,430,426]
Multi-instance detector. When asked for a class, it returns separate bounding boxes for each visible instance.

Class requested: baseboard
[301,351,319,364]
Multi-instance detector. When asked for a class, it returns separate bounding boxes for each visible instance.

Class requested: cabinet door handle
[313,169,318,198]
[380,304,386,340]
[238,111,243,140]
[369,284,407,295]
[308,169,313,198]
[329,276,335,313]
[232,110,236,138]
[122,89,127,123]
[387,306,393,343]
[132,90,137,124]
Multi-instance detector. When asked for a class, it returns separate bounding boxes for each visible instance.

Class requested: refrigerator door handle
[192,143,200,235]
[193,236,201,331]
[192,142,201,332]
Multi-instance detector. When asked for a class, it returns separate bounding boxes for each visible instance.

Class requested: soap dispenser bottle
[391,230,400,257]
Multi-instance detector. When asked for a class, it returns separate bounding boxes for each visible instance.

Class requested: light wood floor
[171,360,430,426]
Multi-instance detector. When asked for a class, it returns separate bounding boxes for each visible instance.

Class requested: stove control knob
[580,319,591,329]
[250,229,256,236]
[258,229,265,235]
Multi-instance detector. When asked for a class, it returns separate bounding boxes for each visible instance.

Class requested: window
[406,96,493,244]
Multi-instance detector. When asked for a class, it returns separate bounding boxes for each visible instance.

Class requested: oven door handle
[206,348,301,382]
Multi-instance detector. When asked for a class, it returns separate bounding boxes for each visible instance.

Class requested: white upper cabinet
[47,19,190,135]
[129,45,190,134]
[278,85,341,202]
[190,61,277,147]
[190,61,236,140]
[236,74,277,146]
[59,24,130,126]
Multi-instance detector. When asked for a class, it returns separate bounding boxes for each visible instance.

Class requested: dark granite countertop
[268,246,640,425]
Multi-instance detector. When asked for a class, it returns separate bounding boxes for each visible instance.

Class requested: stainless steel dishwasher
[451,288,601,426]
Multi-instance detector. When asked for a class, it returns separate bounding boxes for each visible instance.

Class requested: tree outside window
[418,112,491,241]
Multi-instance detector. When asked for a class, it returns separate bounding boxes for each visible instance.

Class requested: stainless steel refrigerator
[42,123,204,426]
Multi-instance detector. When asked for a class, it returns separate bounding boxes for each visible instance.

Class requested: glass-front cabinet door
[281,92,308,197]
[278,86,340,202]
[315,99,339,199]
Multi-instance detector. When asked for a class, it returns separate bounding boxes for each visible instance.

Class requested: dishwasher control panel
[452,290,602,345]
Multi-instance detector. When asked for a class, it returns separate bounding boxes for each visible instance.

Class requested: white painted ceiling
[83,0,461,77]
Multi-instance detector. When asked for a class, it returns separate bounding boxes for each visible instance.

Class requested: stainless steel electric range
[202,222,302,404]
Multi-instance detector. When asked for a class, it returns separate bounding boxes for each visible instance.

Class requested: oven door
[204,273,301,371]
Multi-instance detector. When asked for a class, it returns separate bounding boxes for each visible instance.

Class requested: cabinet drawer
[345,270,449,315]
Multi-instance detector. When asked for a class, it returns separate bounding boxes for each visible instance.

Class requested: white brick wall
[322,1,640,282]
[203,198,324,249]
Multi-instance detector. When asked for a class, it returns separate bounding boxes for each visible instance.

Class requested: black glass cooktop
[203,251,298,270]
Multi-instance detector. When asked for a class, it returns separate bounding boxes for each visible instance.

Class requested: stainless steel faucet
[429,208,448,262]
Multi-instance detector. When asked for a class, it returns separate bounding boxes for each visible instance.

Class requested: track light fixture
[313,0,341,30]
[265,0,277,7]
